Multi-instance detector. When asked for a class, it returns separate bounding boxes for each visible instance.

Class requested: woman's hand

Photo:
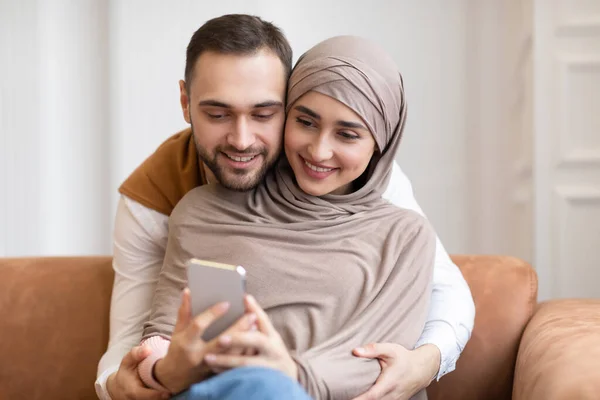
[350,343,440,400]
[204,295,298,380]
[154,289,257,394]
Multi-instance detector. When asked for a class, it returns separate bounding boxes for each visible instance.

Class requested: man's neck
[204,164,217,185]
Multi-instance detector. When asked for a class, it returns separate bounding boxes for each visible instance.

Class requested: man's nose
[227,117,255,150]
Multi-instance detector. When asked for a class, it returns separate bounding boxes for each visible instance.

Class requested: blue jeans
[171,366,313,400]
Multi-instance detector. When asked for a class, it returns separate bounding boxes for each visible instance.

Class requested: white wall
[465,0,534,263]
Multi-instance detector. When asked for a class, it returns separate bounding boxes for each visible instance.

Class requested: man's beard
[192,127,277,191]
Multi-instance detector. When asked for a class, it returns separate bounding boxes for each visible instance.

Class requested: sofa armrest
[513,299,600,400]
[428,255,537,400]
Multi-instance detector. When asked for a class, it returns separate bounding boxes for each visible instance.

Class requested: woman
[140,35,435,400]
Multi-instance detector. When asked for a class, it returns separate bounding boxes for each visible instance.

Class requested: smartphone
[187,258,247,341]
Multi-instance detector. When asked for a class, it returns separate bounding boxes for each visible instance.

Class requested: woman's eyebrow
[294,105,320,119]
[295,104,367,130]
[337,120,368,130]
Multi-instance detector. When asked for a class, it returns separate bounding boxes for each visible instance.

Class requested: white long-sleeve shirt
[95,161,475,400]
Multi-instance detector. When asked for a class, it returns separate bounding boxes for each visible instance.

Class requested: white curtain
[1,0,111,256]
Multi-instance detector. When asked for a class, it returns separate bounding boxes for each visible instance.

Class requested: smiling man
[185,49,286,191]
[95,14,475,400]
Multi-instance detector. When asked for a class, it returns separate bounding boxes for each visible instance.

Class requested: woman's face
[284,91,376,196]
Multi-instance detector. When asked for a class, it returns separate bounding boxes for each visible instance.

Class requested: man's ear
[179,80,191,124]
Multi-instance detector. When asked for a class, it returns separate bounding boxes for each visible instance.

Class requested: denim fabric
[171,366,313,400]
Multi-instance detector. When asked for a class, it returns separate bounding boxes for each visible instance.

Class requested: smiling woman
[284,91,377,196]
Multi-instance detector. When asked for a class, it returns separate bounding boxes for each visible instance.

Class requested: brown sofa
[1,255,599,399]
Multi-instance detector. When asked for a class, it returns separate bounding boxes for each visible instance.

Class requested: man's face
[180,49,287,191]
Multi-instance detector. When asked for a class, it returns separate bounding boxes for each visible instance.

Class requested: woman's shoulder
[383,204,437,243]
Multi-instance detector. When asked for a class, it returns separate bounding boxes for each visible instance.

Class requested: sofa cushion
[0,257,113,400]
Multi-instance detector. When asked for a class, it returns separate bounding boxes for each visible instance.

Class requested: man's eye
[296,117,313,127]
[207,113,226,119]
[254,114,275,120]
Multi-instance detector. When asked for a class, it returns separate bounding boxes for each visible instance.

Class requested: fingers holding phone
[154,294,233,393]
[204,295,298,380]
[208,309,258,373]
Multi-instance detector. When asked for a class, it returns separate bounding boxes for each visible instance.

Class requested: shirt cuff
[138,336,171,391]
[95,364,119,400]
[414,321,461,381]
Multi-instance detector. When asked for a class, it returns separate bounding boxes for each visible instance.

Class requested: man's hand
[350,343,440,400]
[106,346,170,400]
[203,295,298,380]
[154,288,257,394]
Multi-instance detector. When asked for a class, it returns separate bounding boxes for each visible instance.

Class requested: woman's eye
[338,131,360,140]
[296,117,314,128]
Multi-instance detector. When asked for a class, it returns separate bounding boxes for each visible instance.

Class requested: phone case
[187,258,247,341]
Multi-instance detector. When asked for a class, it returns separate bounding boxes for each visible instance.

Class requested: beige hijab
[145,36,434,400]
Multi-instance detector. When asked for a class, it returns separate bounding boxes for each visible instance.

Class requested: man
[96,14,475,400]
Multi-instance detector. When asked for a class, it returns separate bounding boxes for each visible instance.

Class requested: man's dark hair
[184,14,293,91]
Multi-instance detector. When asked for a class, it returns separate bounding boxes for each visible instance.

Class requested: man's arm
[95,196,169,399]
[382,161,475,379]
